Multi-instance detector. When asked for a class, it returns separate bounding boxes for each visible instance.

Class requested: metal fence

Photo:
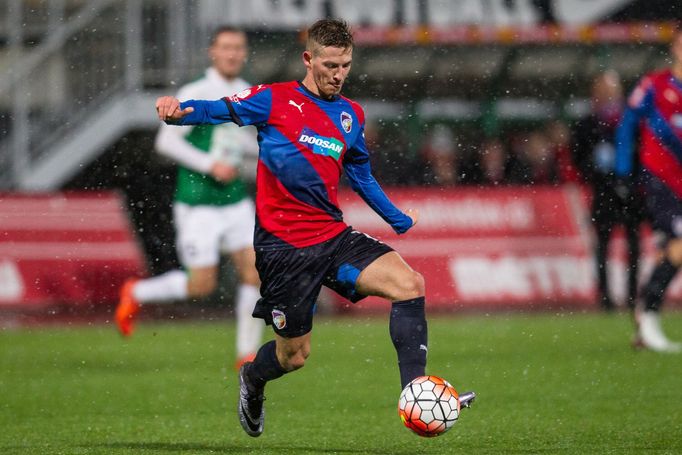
[0,1,672,190]
[0,0,209,189]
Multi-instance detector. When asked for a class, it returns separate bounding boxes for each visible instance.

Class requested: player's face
[304,45,353,98]
[592,73,622,108]
[210,31,247,79]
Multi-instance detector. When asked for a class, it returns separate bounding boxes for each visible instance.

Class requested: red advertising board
[0,192,146,307]
[336,186,682,312]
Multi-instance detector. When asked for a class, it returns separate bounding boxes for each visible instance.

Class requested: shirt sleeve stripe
[223,98,244,127]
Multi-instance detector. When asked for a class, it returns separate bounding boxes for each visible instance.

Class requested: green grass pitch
[2,312,682,454]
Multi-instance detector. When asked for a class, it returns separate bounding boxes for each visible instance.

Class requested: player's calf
[186,268,218,298]
[276,338,310,372]
[244,340,288,389]
[642,257,678,312]
[390,296,428,389]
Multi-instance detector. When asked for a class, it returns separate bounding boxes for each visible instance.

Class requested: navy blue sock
[390,297,428,389]
[245,340,287,390]
[643,258,678,312]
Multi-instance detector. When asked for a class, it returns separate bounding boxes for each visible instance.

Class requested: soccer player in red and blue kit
[156,19,475,436]
[615,28,682,353]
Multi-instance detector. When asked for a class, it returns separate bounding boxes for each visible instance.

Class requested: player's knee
[398,270,425,299]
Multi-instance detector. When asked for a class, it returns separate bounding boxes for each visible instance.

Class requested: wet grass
[1,311,681,454]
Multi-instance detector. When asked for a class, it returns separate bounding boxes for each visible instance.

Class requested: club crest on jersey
[340,111,353,133]
[272,309,286,330]
[298,128,344,160]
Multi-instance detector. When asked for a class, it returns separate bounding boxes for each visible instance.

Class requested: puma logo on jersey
[289,100,304,113]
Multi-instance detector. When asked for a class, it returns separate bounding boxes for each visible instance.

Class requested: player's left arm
[343,125,415,234]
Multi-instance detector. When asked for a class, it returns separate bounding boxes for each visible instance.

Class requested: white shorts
[173,199,255,268]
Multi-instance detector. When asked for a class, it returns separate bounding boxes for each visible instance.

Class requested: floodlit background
[1,0,681,312]
[1,2,682,453]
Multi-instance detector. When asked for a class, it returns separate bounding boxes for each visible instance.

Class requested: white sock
[133,270,188,304]
[235,284,263,358]
[639,310,682,352]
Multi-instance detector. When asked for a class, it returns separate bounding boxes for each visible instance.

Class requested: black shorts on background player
[645,176,682,241]
[253,227,393,338]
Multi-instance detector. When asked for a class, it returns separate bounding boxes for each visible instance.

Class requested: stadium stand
[1,0,681,310]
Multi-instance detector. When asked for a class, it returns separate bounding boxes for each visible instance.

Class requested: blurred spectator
[571,70,643,311]
[419,124,460,186]
[507,131,559,185]
[474,138,510,185]
[546,119,580,183]
[366,120,419,186]
[364,119,381,148]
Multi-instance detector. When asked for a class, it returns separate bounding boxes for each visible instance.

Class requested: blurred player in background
[615,28,682,352]
[155,19,475,437]
[573,70,642,311]
[116,26,263,368]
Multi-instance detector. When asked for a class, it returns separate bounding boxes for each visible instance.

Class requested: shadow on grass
[89,441,405,454]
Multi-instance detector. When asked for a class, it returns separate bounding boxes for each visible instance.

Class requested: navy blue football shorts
[645,177,682,242]
[252,227,393,338]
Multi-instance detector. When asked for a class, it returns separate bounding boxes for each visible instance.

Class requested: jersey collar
[297,81,340,102]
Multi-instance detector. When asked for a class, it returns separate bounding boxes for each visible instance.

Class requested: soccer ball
[398,375,459,437]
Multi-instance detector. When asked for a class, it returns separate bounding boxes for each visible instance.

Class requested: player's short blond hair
[306,19,353,56]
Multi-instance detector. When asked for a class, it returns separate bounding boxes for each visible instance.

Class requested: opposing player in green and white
[116,26,263,369]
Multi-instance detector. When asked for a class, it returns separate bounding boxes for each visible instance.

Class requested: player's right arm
[156,96,194,122]
[156,85,272,127]
[156,97,229,125]
[155,85,271,181]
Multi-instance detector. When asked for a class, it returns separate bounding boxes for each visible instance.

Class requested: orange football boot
[115,279,140,337]
[235,353,256,371]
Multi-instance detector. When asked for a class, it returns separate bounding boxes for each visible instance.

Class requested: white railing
[0,0,208,189]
